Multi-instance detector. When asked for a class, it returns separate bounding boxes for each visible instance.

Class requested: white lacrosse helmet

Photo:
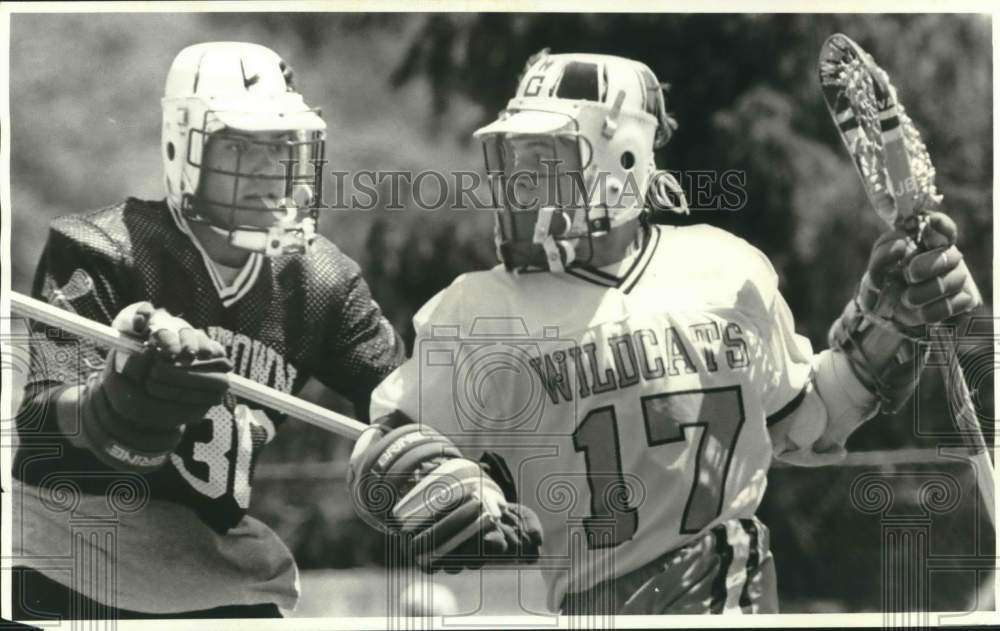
[475,51,684,273]
[161,42,327,256]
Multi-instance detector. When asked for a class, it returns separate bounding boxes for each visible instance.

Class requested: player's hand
[348,420,543,573]
[860,211,981,331]
[81,302,232,472]
[486,503,544,566]
[826,211,982,421]
[393,458,543,573]
[417,502,543,574]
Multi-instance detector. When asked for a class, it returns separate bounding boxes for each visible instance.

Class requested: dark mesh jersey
[15,198,405,534]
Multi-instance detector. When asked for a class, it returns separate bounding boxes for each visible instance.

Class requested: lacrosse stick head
[818,33,943,230]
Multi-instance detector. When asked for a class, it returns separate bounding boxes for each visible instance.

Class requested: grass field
[293,566,996,618]
[293,568,549,618]
[290,567,858,618]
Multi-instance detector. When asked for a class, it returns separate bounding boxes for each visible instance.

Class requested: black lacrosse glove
[81,302,232,472]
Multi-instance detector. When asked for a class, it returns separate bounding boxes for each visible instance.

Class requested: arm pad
[770,349,878,466]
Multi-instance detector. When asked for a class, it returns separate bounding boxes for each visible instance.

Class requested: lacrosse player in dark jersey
[11,42,404,619]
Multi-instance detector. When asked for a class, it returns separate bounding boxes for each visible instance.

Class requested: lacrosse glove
[81,301,232,473]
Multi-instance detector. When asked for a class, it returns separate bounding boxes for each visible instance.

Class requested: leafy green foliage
[9,13,993,612]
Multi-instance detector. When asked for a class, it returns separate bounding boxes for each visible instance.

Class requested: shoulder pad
[48,201,135,264]
[275,234,363,295]
[412,270,512,337]
[689,224,778,294]
[660,224,780,321]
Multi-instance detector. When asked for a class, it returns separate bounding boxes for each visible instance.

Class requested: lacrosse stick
[818,33,994,528]
[9,291,366,441]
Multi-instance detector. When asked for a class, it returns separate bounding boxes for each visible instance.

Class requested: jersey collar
[565,224,661,294]
[167,203,264,308]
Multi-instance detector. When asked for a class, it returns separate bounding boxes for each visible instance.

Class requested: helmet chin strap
[228,197,316,256]
[533,207,576,272]
[504,170,665,274]
[190,184,317,257]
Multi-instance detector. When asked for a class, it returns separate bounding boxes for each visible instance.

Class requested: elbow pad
[811,348,879,450]
[771,350,879,467]
[770,378,844,467]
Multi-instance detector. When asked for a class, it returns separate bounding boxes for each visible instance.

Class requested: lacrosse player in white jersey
[348,51,981,615]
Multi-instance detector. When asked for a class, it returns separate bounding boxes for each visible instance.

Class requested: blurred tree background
[8,12,993,614]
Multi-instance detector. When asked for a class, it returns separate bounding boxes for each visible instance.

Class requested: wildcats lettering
[529,321,753,405]
[206,326,298,394]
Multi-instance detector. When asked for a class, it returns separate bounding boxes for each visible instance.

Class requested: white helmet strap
[532,207,576,272]
[601,90,626,139]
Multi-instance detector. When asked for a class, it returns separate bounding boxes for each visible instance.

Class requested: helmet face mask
[475,53,674,274]
[162,42,327,257]
[491,133,586,208]
[185,124,325,256]
[484,128,608,272]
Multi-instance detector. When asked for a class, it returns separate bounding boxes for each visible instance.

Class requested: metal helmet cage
[181,110,326,256]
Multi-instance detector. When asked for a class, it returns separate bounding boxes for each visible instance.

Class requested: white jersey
[371,224,813,611]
